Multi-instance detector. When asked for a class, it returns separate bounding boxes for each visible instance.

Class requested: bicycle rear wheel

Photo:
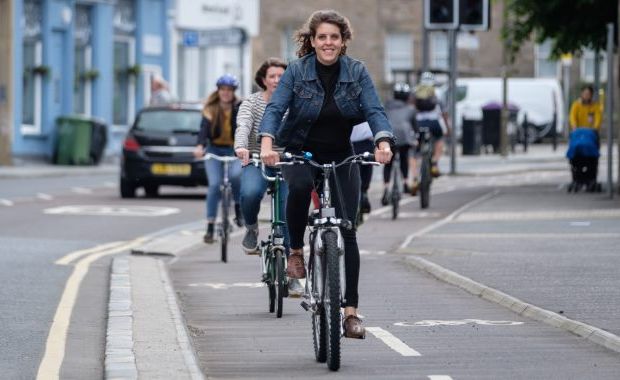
[275,249,285,318]
[419,156,431,209]
[323,231,341,371]
[391,166,401,220]
[220,188,230,262]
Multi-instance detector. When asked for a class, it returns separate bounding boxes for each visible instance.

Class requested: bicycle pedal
[300,301,311,311]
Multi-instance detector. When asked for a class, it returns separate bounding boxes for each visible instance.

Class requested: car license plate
[151,163,191,176]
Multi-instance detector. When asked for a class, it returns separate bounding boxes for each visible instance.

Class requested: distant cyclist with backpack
[410,72,449,195]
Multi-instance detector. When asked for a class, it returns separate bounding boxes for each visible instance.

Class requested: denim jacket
[258,53,393,149]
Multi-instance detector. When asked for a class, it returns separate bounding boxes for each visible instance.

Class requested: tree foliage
[502,0,618,61]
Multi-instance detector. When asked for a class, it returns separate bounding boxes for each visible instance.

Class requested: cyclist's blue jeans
[204,145,241,221]
[240,164,290,251]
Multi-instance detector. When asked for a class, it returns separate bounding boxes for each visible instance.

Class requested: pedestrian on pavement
[149,74,174,106]
[193,74,244,244]
[381,82,416,205]
[258,9,394,339]
[569,85,602,136]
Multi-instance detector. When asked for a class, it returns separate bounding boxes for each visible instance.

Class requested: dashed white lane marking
[71,187,93,194]
[37,193,54,201]
[366,327,421,357]
[37,237,147,379]
[428,376,453,380]
[421,232,618,239]
[570,221,591,227]
[103,181,116,188]
[0,199,14,206]
[43,205,180,217]
[455,209,620,222]
[399,190,499,249]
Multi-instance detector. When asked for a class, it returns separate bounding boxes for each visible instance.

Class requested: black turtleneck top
[302,58,353,158]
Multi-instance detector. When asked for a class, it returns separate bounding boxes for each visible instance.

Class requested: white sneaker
[287,278,304,298]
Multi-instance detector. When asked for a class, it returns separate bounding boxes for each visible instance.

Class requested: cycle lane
[168,184,620,379]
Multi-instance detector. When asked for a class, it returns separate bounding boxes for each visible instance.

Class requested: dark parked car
[120,103,207,198]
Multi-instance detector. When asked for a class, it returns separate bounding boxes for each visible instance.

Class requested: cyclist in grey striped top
[235,58,302,293]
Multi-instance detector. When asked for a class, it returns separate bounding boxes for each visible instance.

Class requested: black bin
[481,102,519,154]
[461,118,482,155]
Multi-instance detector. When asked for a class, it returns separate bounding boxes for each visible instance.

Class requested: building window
[580,49,607,82]
[430,32,449,71]
[74,5,92,115]
[385,33,413,82]
[113,0,136,35]
[21,0,42,134]
[281,25,297,64]
[535,40,559,78]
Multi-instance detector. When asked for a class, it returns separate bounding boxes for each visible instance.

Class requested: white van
[437,77,565,142]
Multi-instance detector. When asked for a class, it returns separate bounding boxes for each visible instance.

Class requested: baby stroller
[566,128,602,193]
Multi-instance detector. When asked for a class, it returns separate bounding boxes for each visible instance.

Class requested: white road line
[428,376,454,380]
[369,186,456,217]
[37,238,146,379]
[0,199,14,206]
[399,190,499,249]
[71,187,93,194]
[366,327,421,357]
[37,193,54,201]
[421,232,618,239]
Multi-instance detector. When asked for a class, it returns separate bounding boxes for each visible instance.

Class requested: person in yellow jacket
[569,85,602,132]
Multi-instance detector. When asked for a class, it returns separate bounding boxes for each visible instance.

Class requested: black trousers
[383,145,410,183]
[282,160,361,308]
[352,140,374,193]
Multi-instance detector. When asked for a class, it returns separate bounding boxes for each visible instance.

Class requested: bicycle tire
[323,231,341,371]
[267,252,275,313]
[220,187,230,262]
[275,249,285,318]
[391,165,400,220]
[309,232,327,362]
[419,157,431,209]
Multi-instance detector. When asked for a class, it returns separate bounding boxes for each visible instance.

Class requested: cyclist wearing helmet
[381,82,416,205]
[194,74,244,243]
[410,71,449,193]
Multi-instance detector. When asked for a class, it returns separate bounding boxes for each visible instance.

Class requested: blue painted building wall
[11,0,171,159]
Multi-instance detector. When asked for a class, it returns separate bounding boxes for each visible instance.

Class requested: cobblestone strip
[105,258,138,380]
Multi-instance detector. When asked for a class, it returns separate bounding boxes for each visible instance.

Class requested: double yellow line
[36,237,148,380]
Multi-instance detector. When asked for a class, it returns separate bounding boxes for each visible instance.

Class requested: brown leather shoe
[343,315,366,339]
[286,254,306,279]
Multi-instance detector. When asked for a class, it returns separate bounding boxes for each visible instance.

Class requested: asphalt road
[169,169,620,379]
[0,174,207,379]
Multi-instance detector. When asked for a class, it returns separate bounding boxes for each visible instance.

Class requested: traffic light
[424,0,459,30]
[459,0,490,31]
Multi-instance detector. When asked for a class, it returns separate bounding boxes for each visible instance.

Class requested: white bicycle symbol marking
[394,319,524,327]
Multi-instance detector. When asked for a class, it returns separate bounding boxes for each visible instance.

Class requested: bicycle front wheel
[323,231,341,371]
[391,168,401,220]
[275,249,285,318]
[220,187,231,262]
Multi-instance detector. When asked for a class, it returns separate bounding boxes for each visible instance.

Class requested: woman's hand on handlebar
[193,145,204,159]
[235,147,250,166]
[374,141,392,164]
[260,137,280,166]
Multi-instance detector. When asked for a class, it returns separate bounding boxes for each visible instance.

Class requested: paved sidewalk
[0,156,119,178]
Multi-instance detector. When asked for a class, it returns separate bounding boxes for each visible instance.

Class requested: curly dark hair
[254,58,288,90]
[294,9,353,58]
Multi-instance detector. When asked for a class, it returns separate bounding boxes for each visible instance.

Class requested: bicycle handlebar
[283,151,380,169]
[200,152,239,163]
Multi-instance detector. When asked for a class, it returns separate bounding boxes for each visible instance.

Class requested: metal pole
[449,29,457,175]
[422,29,429,72]
[563,63,571,137]
[606,23,614,199]
[594,50,601,101]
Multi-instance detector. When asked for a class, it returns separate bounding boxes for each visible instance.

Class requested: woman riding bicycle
[258,9,393,339]
[234,58,304,295]
[193,74,244,243]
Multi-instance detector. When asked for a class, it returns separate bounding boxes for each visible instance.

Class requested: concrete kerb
[401,253,620,354]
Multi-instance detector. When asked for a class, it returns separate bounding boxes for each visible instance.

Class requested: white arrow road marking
[428,376,454,380]
[37,193,54,201]
[395,319,524,327]
[187,282,264,289]
[37,237,147,380]
[71,187,93,194]
[366,327,421,357]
